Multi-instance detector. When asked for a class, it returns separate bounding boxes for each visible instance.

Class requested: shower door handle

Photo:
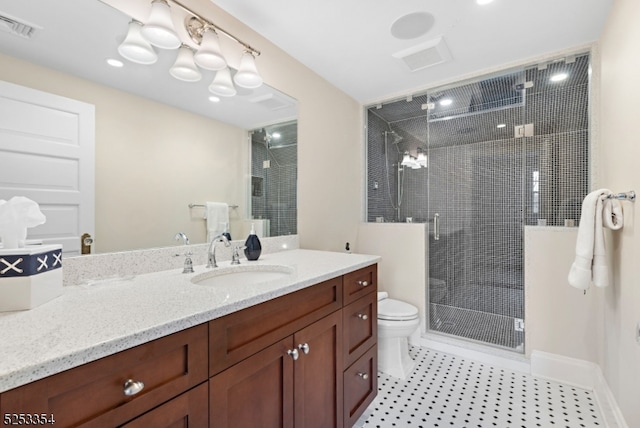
[433,213,440,241]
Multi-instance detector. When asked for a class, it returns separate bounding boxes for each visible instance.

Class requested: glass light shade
[417,151,427,167]
[141,0,181,49]
[401,152,412,167]
[233,51,263,89]
[118,21,158,64]
[169,45,201,82]
[194,28,227,70]
[208,67,236,97]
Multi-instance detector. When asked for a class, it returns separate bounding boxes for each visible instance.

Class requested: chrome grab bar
[434,213,440,241]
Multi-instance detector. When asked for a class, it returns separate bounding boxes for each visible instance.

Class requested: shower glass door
[427,70,527,351]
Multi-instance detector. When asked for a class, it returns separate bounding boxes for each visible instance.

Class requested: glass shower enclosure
[366,54,590,352]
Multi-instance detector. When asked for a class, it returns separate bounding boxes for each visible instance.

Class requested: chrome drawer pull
[298,343,310,354]
[357,313,368,320]
[357,280,369,287]
[123,379,145,396]
[357,372,369,380]
[288,348,299,360]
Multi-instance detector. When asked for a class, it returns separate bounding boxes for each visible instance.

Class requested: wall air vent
[0,12,41,39]
[392,36,452,72]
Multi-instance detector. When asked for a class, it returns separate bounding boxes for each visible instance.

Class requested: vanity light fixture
[401,150,427,169]
[118,20,158,64]
[169,45,202,82]
[117,0,263,93]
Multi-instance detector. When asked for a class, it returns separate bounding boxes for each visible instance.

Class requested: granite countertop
[0,249,379,393]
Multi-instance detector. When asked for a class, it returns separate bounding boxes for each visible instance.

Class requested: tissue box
[0,245,63,311]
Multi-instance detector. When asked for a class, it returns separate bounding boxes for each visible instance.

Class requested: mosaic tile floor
[355,347,604,428]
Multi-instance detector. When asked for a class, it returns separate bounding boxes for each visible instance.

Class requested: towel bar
[606,191,635,202]
[189,203,239,209]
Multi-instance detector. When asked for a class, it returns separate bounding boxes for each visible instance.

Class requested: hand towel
[205,202,229,243]
[568,189,611,290]
[602,198,624,230]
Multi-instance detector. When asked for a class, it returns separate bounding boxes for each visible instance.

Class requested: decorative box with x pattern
[0,245,62,312]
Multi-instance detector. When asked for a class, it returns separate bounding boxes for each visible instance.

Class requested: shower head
[385,130,403,144]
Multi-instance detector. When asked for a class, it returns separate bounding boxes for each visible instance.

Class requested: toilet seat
[378,298,419,321]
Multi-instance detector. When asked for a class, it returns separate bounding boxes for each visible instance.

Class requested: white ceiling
[210,0,613,105]
[0,0,612,125]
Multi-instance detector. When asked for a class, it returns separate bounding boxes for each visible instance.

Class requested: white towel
[568,189,624,290]
[205,202,229,242]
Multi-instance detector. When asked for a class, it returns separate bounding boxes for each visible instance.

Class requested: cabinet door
[210,337,295,428]
[343,291,377,368]
[343,345,377,428]
[120,383,208,428]
[294,310,343,428]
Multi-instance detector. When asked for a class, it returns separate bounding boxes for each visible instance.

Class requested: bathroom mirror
[0,0,298,253]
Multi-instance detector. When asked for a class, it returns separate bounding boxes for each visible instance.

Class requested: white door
[0,81,95,256]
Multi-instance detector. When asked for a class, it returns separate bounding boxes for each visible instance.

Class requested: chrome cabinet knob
[357,313,368,320]
[298,343,310,354]
[288,348,299,360]
[123,379,145,396]
[357,280,369,287]
[357,372,369,380]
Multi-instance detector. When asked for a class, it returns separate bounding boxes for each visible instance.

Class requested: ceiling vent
[392,36,452,72]
[0,12,41,39]
[249,93,291,111]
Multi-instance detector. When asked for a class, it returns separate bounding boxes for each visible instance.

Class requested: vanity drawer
[209,276,343,375]
[343,264,377,305]
[343,291,377,368]
[0,324,208,428]
[343,345,377,428]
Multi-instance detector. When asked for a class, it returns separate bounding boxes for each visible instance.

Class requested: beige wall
[598,0,640,424]
[524,227,604,362]
[0,52,246,253]
[357,223,427,324]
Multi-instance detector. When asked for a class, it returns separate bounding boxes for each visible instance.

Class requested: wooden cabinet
[341,265,378,427]
[209,277,345,428]
[121,383,208,428]
[0,263,378,428]
[0,324,208,427]
[210,311,343,428]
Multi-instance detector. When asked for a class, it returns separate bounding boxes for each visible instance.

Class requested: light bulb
[141,0,181,49]
[194,28,227,70]
[234,51,263,89]
[118,21,158,64]
[169,45,201,82]
[209,67,236,97]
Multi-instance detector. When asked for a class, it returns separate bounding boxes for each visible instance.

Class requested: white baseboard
[531,350,627,428]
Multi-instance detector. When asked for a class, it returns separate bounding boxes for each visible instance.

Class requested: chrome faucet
[231,245,246,265]
[207,233,230,268]
[174,232,194,274]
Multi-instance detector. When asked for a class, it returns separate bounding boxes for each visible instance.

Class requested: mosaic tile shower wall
[366,54,590,350]
[251,125,298,237]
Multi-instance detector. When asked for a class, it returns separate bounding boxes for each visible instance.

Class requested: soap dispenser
[244,223,262,261]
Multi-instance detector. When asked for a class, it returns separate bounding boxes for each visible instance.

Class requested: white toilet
[377,292,420,379]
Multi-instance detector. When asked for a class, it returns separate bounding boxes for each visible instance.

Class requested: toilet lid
[378,298,419,321]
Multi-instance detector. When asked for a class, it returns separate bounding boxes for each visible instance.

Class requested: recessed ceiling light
[550,72,568,82]
[476,0,494,5]
[439,98,452,106]
[106,58,124,68]
[272,132,281,139]
[497,123,506,128]
[208,95,221,103]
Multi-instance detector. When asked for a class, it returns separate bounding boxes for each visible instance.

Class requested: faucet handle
[231,245,246,265]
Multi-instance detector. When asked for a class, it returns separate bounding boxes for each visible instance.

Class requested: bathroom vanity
[0,249,379,428]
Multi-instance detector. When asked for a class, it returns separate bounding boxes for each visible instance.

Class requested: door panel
[0,80,94,255]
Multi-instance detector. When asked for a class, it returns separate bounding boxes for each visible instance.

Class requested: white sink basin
[191,264,294,287]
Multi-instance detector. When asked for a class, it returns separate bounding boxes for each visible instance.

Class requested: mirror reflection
[0,0,298,254]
